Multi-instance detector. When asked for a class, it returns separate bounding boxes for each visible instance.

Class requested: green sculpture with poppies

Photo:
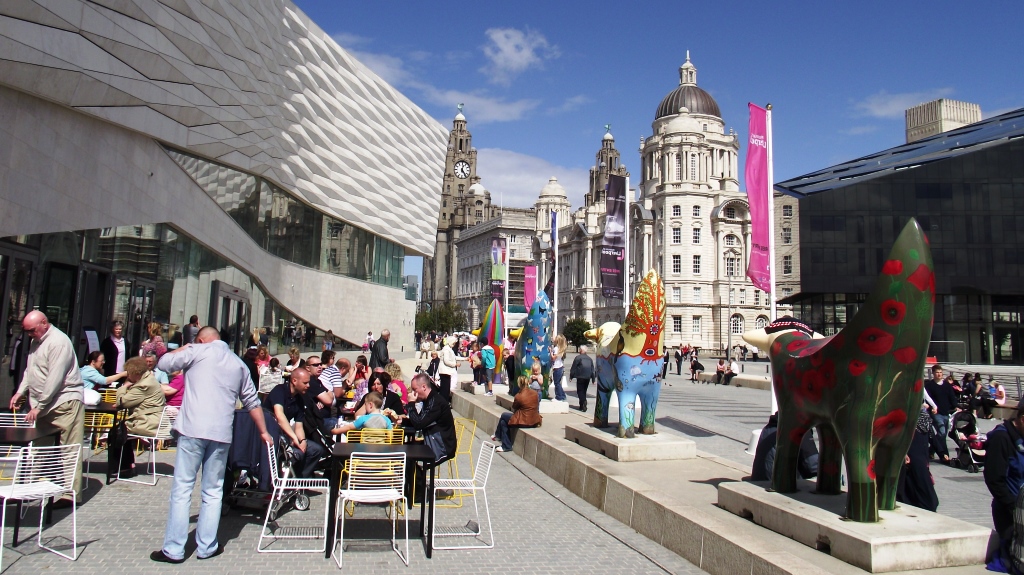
[743,219,934,522]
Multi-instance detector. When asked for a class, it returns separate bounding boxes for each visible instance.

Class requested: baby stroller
[224,409,310,520]
[948,409,986,473]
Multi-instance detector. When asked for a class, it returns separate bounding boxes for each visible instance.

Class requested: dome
[602,131,614,141]
[539,176,567,198]
[654,53,721,120]
[455,112,465,121]
[468,183,487,195]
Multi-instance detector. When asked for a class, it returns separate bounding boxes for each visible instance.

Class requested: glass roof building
[775,108,1024,364]
[0,0,447,395]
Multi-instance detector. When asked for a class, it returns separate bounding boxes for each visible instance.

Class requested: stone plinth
[495,394,570,414]
[717,480,992,573]
[564,423,697,462]
[460,381,508,395]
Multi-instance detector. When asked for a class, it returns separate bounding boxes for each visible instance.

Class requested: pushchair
[224,409,311,520]
[948,409,986,473]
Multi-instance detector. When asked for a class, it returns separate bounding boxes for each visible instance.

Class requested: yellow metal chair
[99,389,118,404]
[82,412,114,479]
[341,428,404,517]
[411,418,478,509]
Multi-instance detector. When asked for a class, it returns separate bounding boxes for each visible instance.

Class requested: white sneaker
[490,435,497,441]
[495,446,505,452]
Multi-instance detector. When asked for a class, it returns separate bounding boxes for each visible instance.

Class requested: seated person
[714,359,727,385]
[750,412,818,482]
[491,376,542,452]
[384,362,408,398]
[397,373,457,465]
[353,372,406,418]
[527,361,544,402]
[724,359,739,385]
[116,356,168,476]
[144,351,169,384]
[263,367,327,477]
[333,392,393,438]
[161,371,185,416]
[79,351,126,390]
[690,358,704,382]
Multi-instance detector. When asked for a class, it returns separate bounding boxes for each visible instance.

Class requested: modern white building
[0,0,447,397]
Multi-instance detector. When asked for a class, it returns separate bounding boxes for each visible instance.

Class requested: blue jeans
[162,435,230,560]
[552,367,566,400]
[494,412,515,451]
[930,413,950,459]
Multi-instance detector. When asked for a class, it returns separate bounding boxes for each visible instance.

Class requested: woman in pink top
[162,372,186,415]
[255,346,271,369]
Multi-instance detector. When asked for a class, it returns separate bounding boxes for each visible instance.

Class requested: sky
[293,0,1024,284]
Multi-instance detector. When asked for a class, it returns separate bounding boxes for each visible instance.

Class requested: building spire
[679,51,697,86]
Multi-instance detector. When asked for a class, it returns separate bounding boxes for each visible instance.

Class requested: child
[333,392,392,438]
[529,360,544,402]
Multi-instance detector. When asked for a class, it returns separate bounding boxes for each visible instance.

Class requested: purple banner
[601,174,627,299]
[744,103,771,293]
[524,266,537,309]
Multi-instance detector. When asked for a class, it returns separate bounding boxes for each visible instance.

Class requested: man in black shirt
[263,368,326,477]
[984,403,1024,540]
[924,364,957,464]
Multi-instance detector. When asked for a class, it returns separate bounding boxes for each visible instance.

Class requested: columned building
[633,55,797,352]
[423,111,497,308]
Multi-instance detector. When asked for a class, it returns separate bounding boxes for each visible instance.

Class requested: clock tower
[424,106,494,309]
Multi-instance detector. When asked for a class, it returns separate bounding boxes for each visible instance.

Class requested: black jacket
[406,391,457,461]
[984,420,1024,511]
[569,354,594,380]
[369,338,390,369]
[99,336,131,377]
[924,379,959,416]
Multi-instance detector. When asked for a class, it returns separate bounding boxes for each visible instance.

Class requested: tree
[416,302,468,335]
[563,317,593,352]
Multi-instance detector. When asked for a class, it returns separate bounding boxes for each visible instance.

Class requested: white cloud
[840,125,879,136]
[330,32,371,47]
[480,28,559,86]
[547,94,590,115]
[412,84,540,124]
[854,88,954,119]
[476,148,589,209]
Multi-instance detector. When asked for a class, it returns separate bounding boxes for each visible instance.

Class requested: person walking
[151,326,272,564]
[370,329,392,369]
[10,310,86,504]
[674,347,684,375]
[924,364,957,464]
[569,345,595,412]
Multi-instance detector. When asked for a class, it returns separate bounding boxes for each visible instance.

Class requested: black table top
[85,402,120,414]
[0,426,59,445]
[330,441,434,461]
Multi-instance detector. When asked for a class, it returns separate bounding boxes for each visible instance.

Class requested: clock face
[454,161,470,179]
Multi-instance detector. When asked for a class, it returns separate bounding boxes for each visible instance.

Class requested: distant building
[404,275,419,302]
[905,99,982,143]
[777,107,1024,365]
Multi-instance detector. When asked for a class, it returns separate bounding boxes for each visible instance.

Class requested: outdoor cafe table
[325,442,438,559]
[84,401,124,485]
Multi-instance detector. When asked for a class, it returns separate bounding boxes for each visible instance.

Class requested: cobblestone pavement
[1,426,706,575]
[565,360,999,530]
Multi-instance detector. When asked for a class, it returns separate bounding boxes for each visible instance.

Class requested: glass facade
[790,138,1024,364]
[167,148,407,289]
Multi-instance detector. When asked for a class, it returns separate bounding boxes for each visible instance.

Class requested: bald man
[151,326,271,564]
[11,310,85,503]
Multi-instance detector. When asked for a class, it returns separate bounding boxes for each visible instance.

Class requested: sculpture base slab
[460,381,508,395]
[564,423,697,462]
[495,395,570,414]
[717,480,992,573]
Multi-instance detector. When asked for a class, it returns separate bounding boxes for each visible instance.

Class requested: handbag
[423,426,447,463]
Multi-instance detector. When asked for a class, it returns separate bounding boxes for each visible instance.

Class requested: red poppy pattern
[848,359,867,377]
[893,346,917,364]
[913,379,923,392]
[857,327,894,356]
[907,264,933,292]
[880,299,906,325]
[867,459,876,480]
[882,260,903,275]
[872,409,908,439]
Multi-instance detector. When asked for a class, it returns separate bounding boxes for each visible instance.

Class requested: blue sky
[293,0,1024,283]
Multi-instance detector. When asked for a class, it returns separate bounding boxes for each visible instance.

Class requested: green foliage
[416,302,467,334]
[563,317,593,351]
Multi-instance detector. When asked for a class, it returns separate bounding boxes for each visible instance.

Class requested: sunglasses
[307,362,322,367]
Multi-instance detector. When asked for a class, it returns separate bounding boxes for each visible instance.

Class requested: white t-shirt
[113,337,126,372]
[551,346,564,369]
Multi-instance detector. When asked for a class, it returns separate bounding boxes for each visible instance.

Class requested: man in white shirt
[145,351,169,384]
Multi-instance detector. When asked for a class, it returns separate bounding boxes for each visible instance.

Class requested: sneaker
[485,391,493,396]
[490,435,497,441]
[495,446,505,452]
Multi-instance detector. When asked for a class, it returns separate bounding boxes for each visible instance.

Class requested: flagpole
[766,103,778,417]
[625,176,631,311]
[553,211,559,335]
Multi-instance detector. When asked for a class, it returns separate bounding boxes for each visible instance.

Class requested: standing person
[183,315,201,345]
[924,364,957,464]
[469,342,484,386]
[550,334,567,402]
[661,347,671,380]
[141,322,167,358]
[151,326,272,564]
[10,310,85,503]
[481,340,496,396]
[100,320,131,379]
[436,336,459,403]
[503,348,517,395]
[984,402,1024,541]
[569,345,594,412]
[363,331,373,353]
[674,347,684,375]
[322,330,334,352]
[370,329,392,369]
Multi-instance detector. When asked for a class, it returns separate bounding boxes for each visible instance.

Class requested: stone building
[905,99,982,144]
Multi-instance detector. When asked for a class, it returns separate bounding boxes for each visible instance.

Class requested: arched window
[731,314,744,334]
[755,316,769,330]
[725,234,738,246]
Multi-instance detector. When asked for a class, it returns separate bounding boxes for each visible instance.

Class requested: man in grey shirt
[151,326,272,564]
[182,315,200,345]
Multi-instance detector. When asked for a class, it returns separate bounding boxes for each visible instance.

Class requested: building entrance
[0,249,37,402]
[210,281,250,355]
[113,277,155,357]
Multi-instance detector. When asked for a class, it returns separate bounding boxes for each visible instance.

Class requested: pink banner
[524,266,537,309]
[744,103,772,293]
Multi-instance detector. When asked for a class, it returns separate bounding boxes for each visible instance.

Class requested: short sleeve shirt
[353,413,392,430]
[166,373,186,407]
[304,377,331,420]
[264,383,304,422]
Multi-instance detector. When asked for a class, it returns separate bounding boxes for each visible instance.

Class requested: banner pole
[553,211,559,335]
[625,175,631,312]
[766,103,778,417]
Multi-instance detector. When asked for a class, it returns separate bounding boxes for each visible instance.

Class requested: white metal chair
[431,441,496,550]
[118,406,177,485]
[258,442,330,553]
[0,413,33,481]
[0,444,81,570]
[332,452,408,568]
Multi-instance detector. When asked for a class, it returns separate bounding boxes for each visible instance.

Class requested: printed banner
[524,266,537,309]
[490,279,505,302]
[744,103,772,293]
[600,174,627,299]
[490,237,507,281]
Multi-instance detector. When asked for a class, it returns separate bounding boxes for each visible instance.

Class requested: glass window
[672,227,681,244]
[675,155,682,180]
[782,227,792,244]
[673,315,682,333]
[739,289,746,304]
[754,289,761,307]
[692,315,701,334]
[783,255,793,275]
[690,155,697,180]
[783,204,793,217]
[672,254,681,274]
[725,207,736,219]
[726,257,740,277]
[731,314,744,334]
[783,287,793,298]
[692,205,701,217]
[672,205,681,217]
[672,286,681,303]
[725,234,737,246]
[693,286,701,303]
[692,255,701,275]
[756,316,769,329]
[692,228,701,244]
[729,288,735,304]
